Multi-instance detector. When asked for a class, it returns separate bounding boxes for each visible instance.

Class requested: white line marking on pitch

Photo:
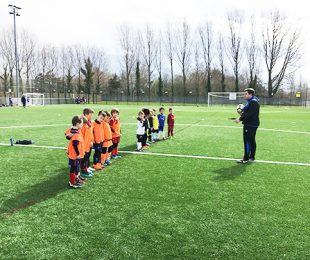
[0,124,69,129]
[0,122,309,135]
[1,143,309,167]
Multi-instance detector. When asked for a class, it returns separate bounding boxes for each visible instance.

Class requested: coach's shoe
[249,158,255,162]
[236,159,249,164]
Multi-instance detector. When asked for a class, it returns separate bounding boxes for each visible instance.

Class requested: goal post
[24,93,45,106]
[207,92,244,107]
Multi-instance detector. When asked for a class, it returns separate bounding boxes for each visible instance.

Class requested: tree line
[0,10,305,101]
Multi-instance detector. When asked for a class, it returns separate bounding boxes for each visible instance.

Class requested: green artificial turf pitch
[0,104,309,259]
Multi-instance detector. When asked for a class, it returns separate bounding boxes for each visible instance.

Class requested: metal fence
[101,95,310,107]
[1,95,309,107]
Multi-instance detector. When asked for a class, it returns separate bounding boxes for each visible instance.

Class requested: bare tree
[37,45,48,93]
[165,23,175,102]
[227,11,243,92]
[0,29,15,89]
[155,31,164,102]
[60,45,76,100]
[262,11,301,97]
[19,29,36,92]
[46,46,58,99]
[140,25,156,102]
[199,21,213,94]
[217,34,226,92]
[74,44,85,94]
[119,25,137,99]
[87,46,108,97]
[0,55,10,96]
[245,16,259,89]
[194,42,202,102]
[175,20,191,103]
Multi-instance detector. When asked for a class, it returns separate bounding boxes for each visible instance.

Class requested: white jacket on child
[137,120,145,135]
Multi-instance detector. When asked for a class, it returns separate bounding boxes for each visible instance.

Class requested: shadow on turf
[0,141,169,220]
[212,163,248,181]
[0,168,68,220]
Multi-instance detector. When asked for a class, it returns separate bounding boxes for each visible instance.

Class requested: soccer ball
[236,104,244,114]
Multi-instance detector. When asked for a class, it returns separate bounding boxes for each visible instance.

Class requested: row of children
[66,108,122,188]
[136,107,175,151]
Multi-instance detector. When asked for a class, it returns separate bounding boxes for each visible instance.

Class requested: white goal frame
[207,92,244,107]
[24,93,45,106]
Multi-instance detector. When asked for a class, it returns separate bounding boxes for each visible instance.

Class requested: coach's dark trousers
[243,125,258,161]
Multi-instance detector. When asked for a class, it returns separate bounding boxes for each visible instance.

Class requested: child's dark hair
[104,111,111,117]
[142,108,150,116]
[111,108,120,114]
[159,107,165,111]
[101,111,107,118]
[98,110,107,117]
[72,115,82,126]
[83,107,94,115]
[169,108,172,111]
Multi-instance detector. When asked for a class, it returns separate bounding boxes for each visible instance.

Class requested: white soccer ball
[236,104,244,114]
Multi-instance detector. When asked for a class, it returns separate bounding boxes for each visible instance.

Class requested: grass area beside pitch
[0,104,309,259]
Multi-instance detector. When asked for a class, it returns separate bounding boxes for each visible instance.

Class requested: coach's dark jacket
[240,96,260,127]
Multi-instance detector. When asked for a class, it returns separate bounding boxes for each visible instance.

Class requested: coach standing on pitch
[234,88,260,164]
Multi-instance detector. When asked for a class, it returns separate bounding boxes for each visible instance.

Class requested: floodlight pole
[9,4,21,101]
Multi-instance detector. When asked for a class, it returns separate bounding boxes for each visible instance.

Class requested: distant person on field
[109,108,122,159]
[21,95,26,108]
[66,115,85,188]
[9,97,13,107]
[167,108,175,137]
[158,107,166,140]
[234,88,260,164]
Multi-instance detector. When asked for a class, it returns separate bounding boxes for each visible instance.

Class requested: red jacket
[167,113,175,126]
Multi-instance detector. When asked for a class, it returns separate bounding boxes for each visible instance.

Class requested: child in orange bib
[67,115,85,188]
[101,111,113,166]
[109,108,122,159]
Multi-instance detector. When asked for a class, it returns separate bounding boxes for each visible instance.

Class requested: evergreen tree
[81,57,94,102]
[135,61,141,101]
[108,74,121,95]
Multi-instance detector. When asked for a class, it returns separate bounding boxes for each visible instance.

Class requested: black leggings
[93,142,102,164]
[243,125,258,161]
[81,150,91,170]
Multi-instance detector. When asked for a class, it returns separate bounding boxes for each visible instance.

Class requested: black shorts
[152,129,159,133]
[137,134,144,142]
[108,145,113,153]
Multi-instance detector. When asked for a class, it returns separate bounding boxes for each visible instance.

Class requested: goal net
[24,93,45,106]
[207,92,244,107]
